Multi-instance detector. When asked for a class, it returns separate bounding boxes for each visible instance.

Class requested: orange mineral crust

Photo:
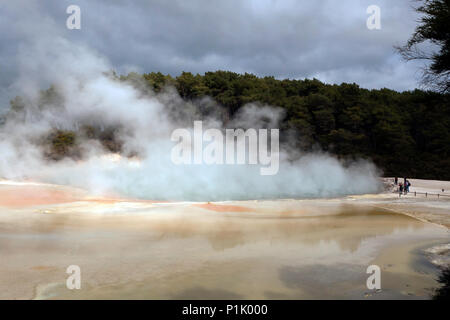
[0,185,81,208]
[193,202,251,212]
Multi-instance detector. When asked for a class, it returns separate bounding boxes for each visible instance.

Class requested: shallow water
[0,202,448,299]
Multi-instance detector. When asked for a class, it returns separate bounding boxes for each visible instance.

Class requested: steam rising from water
[0,35,381,201]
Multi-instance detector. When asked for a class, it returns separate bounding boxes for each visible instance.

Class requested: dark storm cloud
[0,0,425,110]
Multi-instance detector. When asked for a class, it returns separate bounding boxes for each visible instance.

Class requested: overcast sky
[0,0,426,110]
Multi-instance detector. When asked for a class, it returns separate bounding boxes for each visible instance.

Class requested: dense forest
[3,70,450,180]
[144,71,450,180]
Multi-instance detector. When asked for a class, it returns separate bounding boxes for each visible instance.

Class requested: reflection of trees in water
[433,267,450,300]
[124,207,426,252]
[202,209,424,253]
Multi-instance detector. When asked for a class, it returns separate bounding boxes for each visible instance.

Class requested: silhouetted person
[394,177,398,185]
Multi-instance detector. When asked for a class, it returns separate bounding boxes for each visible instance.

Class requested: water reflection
[0,202,448,299]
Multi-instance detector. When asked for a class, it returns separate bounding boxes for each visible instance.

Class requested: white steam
[0,24,381,201]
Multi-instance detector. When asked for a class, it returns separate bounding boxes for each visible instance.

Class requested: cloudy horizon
[0,0,429,111]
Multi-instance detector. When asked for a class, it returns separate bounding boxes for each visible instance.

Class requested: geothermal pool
[0,184,448,300]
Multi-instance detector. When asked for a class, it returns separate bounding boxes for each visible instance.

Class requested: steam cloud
[0,17,382,201]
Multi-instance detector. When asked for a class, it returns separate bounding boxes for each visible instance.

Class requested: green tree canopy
[397,0,450,93]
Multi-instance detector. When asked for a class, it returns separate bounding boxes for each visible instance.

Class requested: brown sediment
[0,179,449,299]
[193,203,251,212]
[0,195,447,299]
[30,266,57,271]
[373,203,450,229]
[352,178,450,229]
